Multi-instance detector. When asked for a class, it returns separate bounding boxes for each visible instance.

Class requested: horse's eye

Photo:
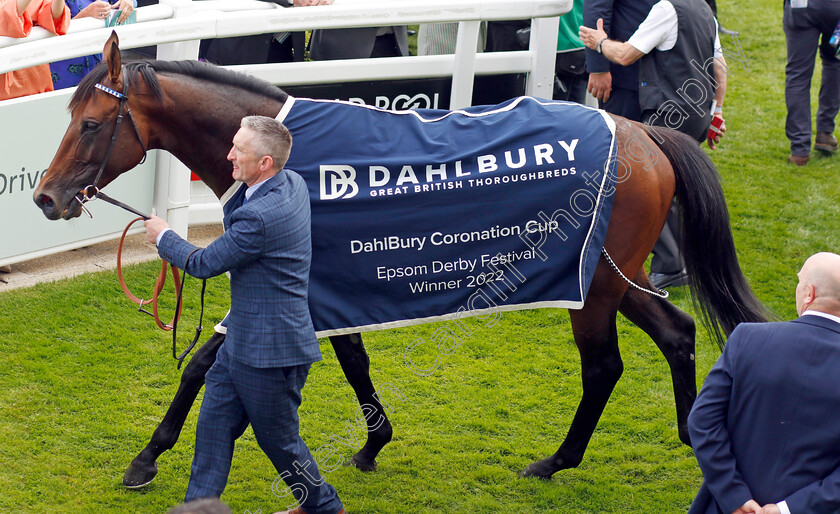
[81,120,100,133]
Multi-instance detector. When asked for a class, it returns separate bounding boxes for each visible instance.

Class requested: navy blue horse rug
[269,96,617,336]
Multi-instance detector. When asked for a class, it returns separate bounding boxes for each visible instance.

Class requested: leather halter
[75,65,148,217]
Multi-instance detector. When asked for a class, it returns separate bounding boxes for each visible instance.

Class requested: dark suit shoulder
[726,318,840,361]
[723,320,805,355]
[728,319,824,340]
[735,316,840,338]
[791,314,840,336]
[728,320,790,340]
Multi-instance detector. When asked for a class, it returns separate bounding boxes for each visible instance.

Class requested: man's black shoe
[649,269,689,289]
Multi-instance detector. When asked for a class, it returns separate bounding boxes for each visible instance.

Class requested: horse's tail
[642,125,773,348]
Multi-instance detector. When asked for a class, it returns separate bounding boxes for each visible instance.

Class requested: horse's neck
[150,75,286,199]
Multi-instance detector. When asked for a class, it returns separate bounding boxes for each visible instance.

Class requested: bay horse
[34,33,769,488]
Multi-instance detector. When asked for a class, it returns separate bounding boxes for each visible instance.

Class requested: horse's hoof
[348,453,377,472]
[123,459,158,489]
[520,458,558,480]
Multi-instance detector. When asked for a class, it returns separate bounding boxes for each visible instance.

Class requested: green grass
[1,1,839,512]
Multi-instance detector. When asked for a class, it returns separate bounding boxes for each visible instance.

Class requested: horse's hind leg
[123,331,225,488]
[618,273,696,446]
[522,277,624,479]
[328,333,393,472]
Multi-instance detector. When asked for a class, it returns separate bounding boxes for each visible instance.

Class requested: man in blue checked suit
[144,116,344,514]
[688,252,840,514]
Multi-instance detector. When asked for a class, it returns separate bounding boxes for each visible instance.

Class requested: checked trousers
[185,344,343,514]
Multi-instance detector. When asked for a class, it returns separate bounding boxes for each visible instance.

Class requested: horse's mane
[70,59,288,110]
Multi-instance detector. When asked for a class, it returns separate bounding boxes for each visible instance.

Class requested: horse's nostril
[36,194,54,209]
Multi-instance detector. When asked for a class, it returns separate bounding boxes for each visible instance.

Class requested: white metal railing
[0,0,568,267]
[1,0,568,100]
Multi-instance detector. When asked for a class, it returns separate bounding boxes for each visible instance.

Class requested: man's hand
[732,499,764,514]
[580,18,643,67]
[761,504,781,514]
[144,215,169,245]
[706,115,726,150]
[587,72,612,103]
[579,18,609,52]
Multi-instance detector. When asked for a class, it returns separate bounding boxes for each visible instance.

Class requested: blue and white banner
[275,96,617,337]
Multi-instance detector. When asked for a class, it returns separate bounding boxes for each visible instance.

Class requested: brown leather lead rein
[116,216,206,369]
[116,216,183,330]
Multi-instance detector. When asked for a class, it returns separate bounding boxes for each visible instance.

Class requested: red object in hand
[707,115,724,141]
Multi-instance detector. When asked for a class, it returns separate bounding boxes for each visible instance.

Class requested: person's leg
[418,22,459,56]
[554,72,574,102]
[650,201,686,281]
[234,361,343,514]
[267,35,295,63]
[485,20,530,52]
[185,346,249,502]
[634,114,686,287]
[418,22,485,56]
[816,20,840,139]
[555,73,589,104]
[370,33,400,58]
[783,2,821,158]
[569,74,589,105]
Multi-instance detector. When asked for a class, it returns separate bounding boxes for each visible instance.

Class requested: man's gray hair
[240,115,293,171]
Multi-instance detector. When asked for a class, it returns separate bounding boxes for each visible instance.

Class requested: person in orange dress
[1,0,70,101]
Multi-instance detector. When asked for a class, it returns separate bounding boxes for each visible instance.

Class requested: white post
[151,0,201,238]
[525,16,560,100]
[449,21,481,109]
[155,0,200,62]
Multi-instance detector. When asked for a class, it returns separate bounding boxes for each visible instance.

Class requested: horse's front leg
[618,272,696,446]
[328,333,393,471]
[123,331,225,488]
[522,283,624,478]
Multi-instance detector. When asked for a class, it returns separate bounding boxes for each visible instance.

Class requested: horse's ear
[103,30,122,85]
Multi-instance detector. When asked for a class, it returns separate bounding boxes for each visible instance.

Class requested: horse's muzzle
[33,191,81,220]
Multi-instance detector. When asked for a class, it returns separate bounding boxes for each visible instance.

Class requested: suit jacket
[309,26,409,60]
[157,170,320,369]
[582,0,657,91]
[688,315,840,513]
[199,32,305,65]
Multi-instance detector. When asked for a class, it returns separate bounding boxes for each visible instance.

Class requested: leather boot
[788,154,809,166]
[815,132,839,153]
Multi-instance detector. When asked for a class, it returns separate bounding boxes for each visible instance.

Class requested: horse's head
[34,32,149,220]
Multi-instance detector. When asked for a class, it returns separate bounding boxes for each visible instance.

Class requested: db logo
[320,165,359,200]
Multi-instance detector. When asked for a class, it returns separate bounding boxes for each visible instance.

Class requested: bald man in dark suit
[689,252,840,514]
